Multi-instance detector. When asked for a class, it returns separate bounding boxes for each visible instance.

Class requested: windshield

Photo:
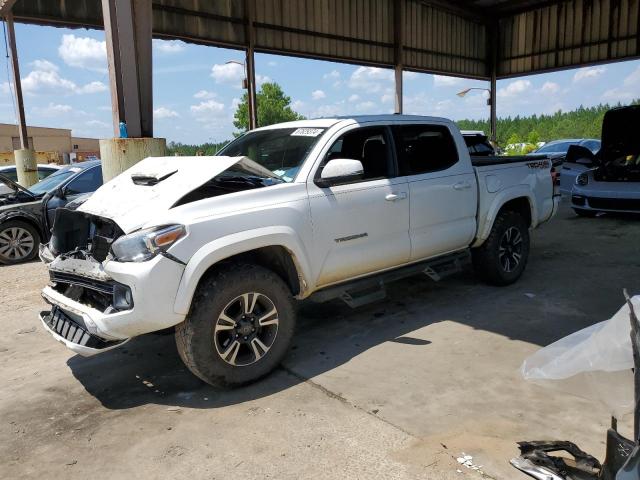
[28,168,78,195]
[535,141,577,154]
[218,127,326,182]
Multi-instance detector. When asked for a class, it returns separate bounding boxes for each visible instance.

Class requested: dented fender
[173,226,315,315]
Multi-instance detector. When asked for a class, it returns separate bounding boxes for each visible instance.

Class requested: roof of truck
[254,114,454,132]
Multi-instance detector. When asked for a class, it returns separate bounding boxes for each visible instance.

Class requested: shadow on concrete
[66,203,640,410]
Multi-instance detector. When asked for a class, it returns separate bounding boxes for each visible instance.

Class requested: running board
[310,250,471,308]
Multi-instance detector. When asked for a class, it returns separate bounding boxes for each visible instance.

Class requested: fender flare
[0,210,46,240]
[173,226,314,315]
[473,186,536,248]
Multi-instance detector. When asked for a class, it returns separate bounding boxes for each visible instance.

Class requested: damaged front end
[512,292,640,480]
[39,208,133,354]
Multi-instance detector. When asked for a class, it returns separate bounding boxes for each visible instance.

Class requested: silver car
[570,106,640,216]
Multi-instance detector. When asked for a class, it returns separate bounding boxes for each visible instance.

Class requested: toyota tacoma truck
[39,115,559,387]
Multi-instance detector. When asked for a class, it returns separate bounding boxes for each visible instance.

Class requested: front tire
[472,210,530,286]
[175,263,296,388]
[0,220,40,265]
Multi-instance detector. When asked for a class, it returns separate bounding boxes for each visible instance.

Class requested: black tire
[472,210,530,286]
[573,208,598,218]
[0,220,40,265]
[175,263,296,388]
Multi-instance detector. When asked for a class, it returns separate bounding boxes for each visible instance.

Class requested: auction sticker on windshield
[291,128,324,137]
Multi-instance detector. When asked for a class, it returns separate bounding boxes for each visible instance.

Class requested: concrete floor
[1,201,639,479]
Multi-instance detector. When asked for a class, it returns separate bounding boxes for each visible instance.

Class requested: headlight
[111,224,186,262]
[576,173,589,186]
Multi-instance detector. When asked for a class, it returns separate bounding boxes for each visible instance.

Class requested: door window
[320,127,393,182]
[65,166,103,195]
[393,125,459,175]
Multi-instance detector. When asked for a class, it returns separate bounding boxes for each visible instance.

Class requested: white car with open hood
[39,115,559,387]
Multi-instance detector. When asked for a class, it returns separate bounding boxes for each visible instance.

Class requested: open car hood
[0,173,34,197]
[599,105,640,165]
[78,155,269,233]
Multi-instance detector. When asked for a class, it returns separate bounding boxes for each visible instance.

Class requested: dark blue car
[0,160,102,265]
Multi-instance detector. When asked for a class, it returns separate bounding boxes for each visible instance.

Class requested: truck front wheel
[472,210,530,286]
[175,263,296,388]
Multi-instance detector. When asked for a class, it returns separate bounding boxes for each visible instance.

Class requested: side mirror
[55,186,66,199]
[315,159,364,188]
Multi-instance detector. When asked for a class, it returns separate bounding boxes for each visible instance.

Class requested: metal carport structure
[0,0,639,177]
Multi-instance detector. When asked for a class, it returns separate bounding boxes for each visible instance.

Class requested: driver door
[307,125,410,287]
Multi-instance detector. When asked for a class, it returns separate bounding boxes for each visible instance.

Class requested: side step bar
[310,250,471,308]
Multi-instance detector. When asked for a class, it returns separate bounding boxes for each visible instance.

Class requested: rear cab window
[392,124,459,176]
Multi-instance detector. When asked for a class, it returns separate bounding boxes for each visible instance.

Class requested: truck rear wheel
[175,263,296,388]
[472,210,530,286]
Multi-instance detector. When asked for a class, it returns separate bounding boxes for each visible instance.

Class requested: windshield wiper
[214,175,283,187]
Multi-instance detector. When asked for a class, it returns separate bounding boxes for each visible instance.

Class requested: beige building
[0,123,100,166]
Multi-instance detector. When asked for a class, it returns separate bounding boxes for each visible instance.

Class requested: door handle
[385,192,407,201]
[453,181,472,190]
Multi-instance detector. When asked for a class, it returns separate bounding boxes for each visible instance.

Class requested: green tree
[233,82,304,134]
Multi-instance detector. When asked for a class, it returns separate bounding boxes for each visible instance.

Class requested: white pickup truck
[39,115,558,387]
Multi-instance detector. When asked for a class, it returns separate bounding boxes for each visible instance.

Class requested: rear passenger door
[392,123,477,261]
[308,125,410,287]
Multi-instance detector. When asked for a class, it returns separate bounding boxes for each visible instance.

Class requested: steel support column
[5,13,27,149]
[488,21,498,144]
[245,0,257,130]
[393,0,403,114]
[101,0,153,138]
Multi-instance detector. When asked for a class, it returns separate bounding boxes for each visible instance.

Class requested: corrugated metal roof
[8,0,640,79]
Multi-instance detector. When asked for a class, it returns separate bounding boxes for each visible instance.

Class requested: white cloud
[348,67,393,93]
[355,100,377,112]
[154,107,180,119]
[58,34,106,72]
[194,90,217,99]
[32,103,74,117]
[602,66,640,103]
[540,81,560,94]
[76,81,108,94]
[573,66,606,82]
[30,60,59,73]
[348,94,360,103]
[256,74,271,86]
[86,119,110,129]
[497,79,532,98]
[323,70,340,80]
[153,39,185,54]
[381,93,394,104]
[211,62,244,84]
[432,75,464,87]
[210,63,270,88]
[267,61,277,67]
[291,99,305,110]
[190,99,225,122]
[311,89,326,100]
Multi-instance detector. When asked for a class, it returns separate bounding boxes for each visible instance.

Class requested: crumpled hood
[599,105,640,164]
[79,155,251,233]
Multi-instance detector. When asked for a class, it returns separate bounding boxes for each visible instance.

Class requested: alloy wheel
[498,226,523,273]
[0,227,35,261]
[214,292,279,367]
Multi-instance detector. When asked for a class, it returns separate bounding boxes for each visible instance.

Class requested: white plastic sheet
[522,296,640,417]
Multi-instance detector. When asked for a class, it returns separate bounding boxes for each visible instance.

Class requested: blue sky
[1,23,639,144]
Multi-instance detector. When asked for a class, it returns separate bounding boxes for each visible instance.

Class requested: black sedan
[0,160,102,265]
